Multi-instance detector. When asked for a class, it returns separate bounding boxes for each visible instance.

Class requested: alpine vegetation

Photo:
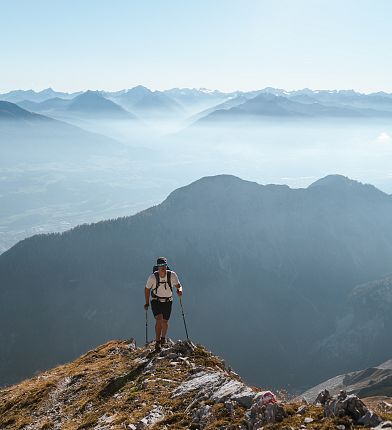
[1,339,391,429]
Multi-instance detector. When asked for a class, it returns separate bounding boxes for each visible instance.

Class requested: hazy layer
[1,117,392,253]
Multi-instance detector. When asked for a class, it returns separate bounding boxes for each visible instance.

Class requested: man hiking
[144,257,183,351]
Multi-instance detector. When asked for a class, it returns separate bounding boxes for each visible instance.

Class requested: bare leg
[155,314,163,341]
[162,319,169,338]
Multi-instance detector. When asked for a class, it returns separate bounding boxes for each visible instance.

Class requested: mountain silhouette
[67,90,136,119]
[0,100,48,122]
[0,88,81,103]
[114,86,184,118]
[17,97,72,113]
[197,93,392,124]
[0,101,119,162]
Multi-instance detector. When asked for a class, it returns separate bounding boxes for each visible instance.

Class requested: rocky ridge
[0,340,391,430]
[300,358,392,403]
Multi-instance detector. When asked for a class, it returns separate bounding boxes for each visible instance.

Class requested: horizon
[2,85,392,96]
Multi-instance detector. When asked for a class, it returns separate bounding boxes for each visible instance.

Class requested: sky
[1,0,392,93]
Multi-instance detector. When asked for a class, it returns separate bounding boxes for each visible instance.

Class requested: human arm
[144,274,153,309]
[175,281,183,296]
[144,287,150,309]
[172,271,183,296]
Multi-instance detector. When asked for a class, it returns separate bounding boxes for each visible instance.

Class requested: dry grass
[1,340,390,430]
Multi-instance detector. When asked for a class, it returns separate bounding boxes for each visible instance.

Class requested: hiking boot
[154,341,161,352]
[160,337,166,347]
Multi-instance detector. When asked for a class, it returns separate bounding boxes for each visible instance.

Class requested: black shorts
[151,300,172,320]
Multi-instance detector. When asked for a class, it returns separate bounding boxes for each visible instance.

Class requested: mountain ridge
[0,339,391,430]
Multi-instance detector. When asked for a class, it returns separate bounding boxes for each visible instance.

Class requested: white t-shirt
[145,271,180,299]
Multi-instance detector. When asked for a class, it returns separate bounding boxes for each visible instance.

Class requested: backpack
[151,265,173,301]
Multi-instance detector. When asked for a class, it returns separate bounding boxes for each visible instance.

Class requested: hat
[156,257,168,266]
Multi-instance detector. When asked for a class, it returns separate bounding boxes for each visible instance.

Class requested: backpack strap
[167,270,172,292]
[152,271,160,297]
[151,270,173,301]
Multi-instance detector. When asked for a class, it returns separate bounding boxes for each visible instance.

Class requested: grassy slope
[0,340,391,430]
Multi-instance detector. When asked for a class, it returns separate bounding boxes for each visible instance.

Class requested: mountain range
[196,92,392,124]
[3,87,392,128]
[1,174,392,390]
[17,91,137,121]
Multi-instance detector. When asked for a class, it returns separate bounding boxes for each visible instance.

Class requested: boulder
[245,402,287,429]
[319,390,382,427]
[315,388,332,405]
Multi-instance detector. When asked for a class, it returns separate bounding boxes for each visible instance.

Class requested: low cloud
[377,132,392,143]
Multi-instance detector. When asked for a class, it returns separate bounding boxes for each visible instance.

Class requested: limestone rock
[320,390,382,426]
[315,388,332,405]
[372,421,392,430]
[245,402,287,429]
[135,405,165,429]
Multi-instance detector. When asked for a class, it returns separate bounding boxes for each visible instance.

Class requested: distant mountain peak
[309,174,357,188]
[67,91,134,119]
[308,175,387,196]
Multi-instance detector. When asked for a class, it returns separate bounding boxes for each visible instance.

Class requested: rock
[171,339,196,356]
[144,359,156,372]
[173,368,260,409]
[165,352,178,359]
[336,425,345,430]
[172,371,225,398]
[315,389,332,405]
[379,401,392,412]
[297,405,308,415]
[211,379,257,408]
[373,421,392,429]
[231,387,258,408]
[224,400,235,416]
[304,417,314,423]
[358,410,383,427]
[245,402,287,429]
[191,404,214,429]
[322,391,382,426]
[135,406,165,429]
[127,339,137,350]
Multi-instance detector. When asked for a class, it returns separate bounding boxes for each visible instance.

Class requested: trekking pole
[179,296,190,341]
[145,308,148,346]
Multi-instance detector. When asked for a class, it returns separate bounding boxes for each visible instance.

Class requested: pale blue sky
[1,0,391,93]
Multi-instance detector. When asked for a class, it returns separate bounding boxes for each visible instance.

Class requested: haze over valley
[1,86,392,253]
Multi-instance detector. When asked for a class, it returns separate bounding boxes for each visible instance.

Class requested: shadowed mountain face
[0,101,120,163]
[1,174,392,390]
[0,101,49,122]
[197,93,392,124]
[311,274,392,375]
[14,91,137,122]
[66,91,136,119]
[112,86,185,119]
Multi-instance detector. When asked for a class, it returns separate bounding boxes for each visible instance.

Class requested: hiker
[144,257,183,350]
